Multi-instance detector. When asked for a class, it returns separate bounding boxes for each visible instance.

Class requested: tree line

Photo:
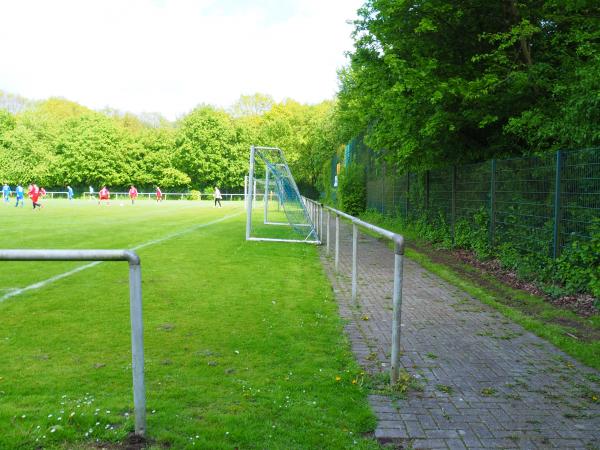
[336,0,600,171]
[0,93,339,194]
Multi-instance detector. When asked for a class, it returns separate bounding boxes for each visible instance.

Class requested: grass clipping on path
[405,246,600,371]
[0,201,378,449]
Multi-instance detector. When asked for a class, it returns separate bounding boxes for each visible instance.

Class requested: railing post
[319,205,323,242]
[390,242,404,385]
[326,210,331,255]
[552,150,564,258]
[335,215,340,271]
[490,159,496,248]
[316,203,320,239]
[352,223,358,301]
[128,261,146,437]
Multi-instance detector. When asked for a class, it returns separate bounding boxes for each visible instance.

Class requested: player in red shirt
[155,186,162,203]
[98,186,110,206]
[30,184,42,210]
[128,185,138,205]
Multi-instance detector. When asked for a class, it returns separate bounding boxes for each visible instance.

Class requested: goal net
[245,146,319,243]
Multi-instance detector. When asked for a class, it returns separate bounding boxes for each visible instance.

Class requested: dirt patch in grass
[407,242,600,342]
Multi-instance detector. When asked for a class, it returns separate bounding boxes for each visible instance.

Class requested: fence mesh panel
[348,142,600,258]
[560,148,600,249]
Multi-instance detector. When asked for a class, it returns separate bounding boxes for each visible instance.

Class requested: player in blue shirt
[2,183,10,203]
[14,184,24,207]
[67,185,74,201]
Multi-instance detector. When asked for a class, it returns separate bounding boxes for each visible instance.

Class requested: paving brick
[319,220,600,449]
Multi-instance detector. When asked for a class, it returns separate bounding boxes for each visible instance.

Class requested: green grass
[0,200,378,449]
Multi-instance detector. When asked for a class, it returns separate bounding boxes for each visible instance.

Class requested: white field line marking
[0,212,242,303]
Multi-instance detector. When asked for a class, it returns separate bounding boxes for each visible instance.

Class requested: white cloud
[0,0,362,119]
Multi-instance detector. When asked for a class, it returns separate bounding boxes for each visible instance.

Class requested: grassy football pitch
[0,199,378,449]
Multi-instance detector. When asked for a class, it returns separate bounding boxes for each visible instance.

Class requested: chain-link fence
[355,146,600,258]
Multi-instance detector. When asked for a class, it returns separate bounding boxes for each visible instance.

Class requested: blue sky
[0,0,363,119]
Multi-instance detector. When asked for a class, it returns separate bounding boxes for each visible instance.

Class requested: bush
[338,163,366,216]
[361,208,599,301]
[554,219,600,298]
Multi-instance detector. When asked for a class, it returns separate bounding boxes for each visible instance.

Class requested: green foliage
[318,157,338,206]
[337,0,600,169]
[338,163,366,216]
[362,208,599,300]
[555,220,600,298]
[0,203,379,449]
[0,94,342,192]
[174,106,245,190]
[454,208,493,259]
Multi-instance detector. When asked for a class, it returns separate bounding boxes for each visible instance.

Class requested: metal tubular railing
[0,249,146,437]
[302,198,406,384]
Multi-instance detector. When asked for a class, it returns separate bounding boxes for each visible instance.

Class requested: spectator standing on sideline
[98,186,110,206]
[129,185,138,205]
[2,183,10,204]
[67,185,74,201]
[214,186,222,208]
[14,184,24,207]
[89,185,94,200]
[155,186,162,202]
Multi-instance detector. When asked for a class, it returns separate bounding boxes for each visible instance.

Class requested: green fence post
[425,170,430,213]
[381,162,386,214]
[552,150,564,258]
[451,166,456,246]
[392,164,396,215]
[406,172,410,218]
[490,159,496,248]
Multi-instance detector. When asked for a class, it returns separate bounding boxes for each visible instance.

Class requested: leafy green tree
[54,113,131,186]
[337,0,600,169]
[174,106,247,189]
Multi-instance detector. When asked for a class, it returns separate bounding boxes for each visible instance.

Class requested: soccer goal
[245,146,320,244]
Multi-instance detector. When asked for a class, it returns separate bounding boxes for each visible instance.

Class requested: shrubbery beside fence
[338,145,599,299]
[364,148,599,259]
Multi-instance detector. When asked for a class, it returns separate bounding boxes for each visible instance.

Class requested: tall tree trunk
[506,0,533,66]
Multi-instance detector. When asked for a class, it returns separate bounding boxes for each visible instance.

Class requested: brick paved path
[320,220,600,449]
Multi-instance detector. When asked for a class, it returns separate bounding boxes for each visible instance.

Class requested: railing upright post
[319,205,323,242]
[335,215,340,271]
[352,223,358,302]
[128,261,146,437]
[315,203,320,238]
[390,243,404,385]
[326,210,331,255]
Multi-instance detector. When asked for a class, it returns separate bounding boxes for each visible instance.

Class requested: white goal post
[245,146,320,244]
